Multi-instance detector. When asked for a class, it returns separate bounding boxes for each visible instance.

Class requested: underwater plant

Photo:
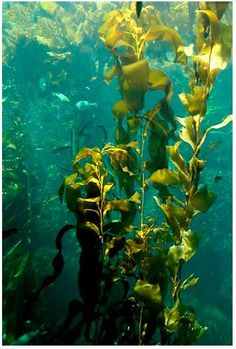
[3,2,232,345]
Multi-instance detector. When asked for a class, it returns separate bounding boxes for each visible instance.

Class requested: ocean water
[2,2,232,345]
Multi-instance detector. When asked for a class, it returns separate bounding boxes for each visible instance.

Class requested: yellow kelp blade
[144,24,183,50]
[149,169,179,186]
[122,59,149,90]
[188,186,216,212]
[197,114,232,151]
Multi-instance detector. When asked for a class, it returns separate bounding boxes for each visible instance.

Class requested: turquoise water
[2,2,232,345]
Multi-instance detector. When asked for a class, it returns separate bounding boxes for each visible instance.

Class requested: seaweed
[3,2,232,345]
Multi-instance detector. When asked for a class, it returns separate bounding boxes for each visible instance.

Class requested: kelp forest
[2,1,232,345]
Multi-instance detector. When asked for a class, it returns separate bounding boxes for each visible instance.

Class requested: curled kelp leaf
[153,196,187,239]
[187,185,216,213]
[144,24,183,50]
[176,116,198,150]
[166,142,190,188]
[148,69,173,103]
[134,279,163,308]
[112,100,129,120]
[179,86,207,116]
[166,229,198,275]
[73,147,101,171]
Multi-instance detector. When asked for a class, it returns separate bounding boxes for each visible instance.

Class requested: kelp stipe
[28,2,232,345]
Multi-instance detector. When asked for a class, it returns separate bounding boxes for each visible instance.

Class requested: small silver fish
[52,92,70,102]
[76,100,98,111]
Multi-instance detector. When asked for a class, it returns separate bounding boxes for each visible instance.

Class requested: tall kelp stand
[28,2,232,344]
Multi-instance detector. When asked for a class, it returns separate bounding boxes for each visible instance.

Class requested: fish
[75,100,98,111]
[52,92,70,102]
[136,1,143,18]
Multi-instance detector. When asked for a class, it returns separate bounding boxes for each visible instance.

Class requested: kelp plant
[28,2,232,345]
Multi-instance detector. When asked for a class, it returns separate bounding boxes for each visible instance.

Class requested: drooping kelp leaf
[179,86,207,116]
[153,196,187,239]
[197,114,232,151]
[166,142,190,188]
[104,141,140,173]
[195,10,232,85]
[112,38,136,57]
[198,2,229,20]
[149,169,179,186]
[176,115,197,149]
[125,238,145,257]
[104,142,139,196]
[148,69,173,103]
[188,185,216,213]
[198,9,219,39]
[134,279,163,308]
[99,10,123,35]
[73,147,101,171]
[103,26,125,49]
[121,59,150,112]
[166,229,198,275]
[112,100,129,120]
[144,24,183,50]
[194,40,231,85]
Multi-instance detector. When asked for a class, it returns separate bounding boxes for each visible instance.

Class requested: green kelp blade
[134,279,162,308]
[149,168,179,185]
[189,185,216,212]
[166,229,198,275]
